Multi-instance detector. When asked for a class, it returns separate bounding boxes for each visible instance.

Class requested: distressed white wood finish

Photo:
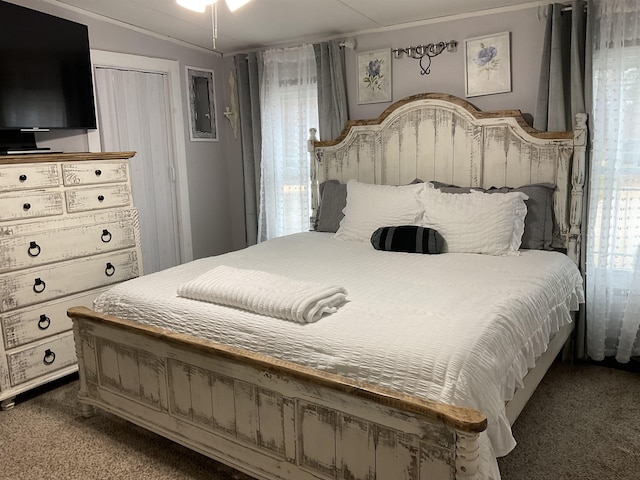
[70,308,485,480]
[0,191,64,222]
[7,332,77,386]
[2,287,111,349]
[568,113,588,264]
[0,210,139,273]
[0,250,139,312]
[0,163,60,192]
[310,93,586,263]
[66,184,132,213]
[0,152,143,410]
[68,95,587,480]
[62,161,129,186]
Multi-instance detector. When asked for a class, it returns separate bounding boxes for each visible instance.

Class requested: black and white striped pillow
[370,225,444,254]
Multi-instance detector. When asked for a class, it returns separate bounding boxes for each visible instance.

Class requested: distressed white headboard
[310,93,587,264]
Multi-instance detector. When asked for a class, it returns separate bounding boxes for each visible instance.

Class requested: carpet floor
[0,361,638,480]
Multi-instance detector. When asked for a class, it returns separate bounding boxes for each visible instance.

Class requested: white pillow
[420,187,528,255]
[334,180,426,242]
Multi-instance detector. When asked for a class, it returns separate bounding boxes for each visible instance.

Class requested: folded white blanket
[176,265,348,324]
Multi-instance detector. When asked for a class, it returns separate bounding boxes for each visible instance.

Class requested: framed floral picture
[357,49,392,104]
[464,32,511,97]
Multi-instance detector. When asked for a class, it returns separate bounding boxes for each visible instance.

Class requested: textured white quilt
[94,232,584,479]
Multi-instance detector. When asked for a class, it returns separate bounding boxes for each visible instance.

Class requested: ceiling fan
[176,0,251,13]
[176,0,252,50]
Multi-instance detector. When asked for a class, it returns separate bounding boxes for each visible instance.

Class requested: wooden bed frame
[68,93,587,480]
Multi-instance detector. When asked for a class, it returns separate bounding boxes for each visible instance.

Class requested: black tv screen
[0,1,97,130]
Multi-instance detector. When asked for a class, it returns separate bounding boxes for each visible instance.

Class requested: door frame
[88,50,193,265]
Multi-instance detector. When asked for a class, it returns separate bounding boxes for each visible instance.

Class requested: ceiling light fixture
[176,0,209,13]
[177,0,252,49]
[225,0,251,12]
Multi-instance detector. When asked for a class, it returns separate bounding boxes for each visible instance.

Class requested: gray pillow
[486,184,555,250]
[316,180,347,232]
[429,181,555,250]
[429,180,481,194]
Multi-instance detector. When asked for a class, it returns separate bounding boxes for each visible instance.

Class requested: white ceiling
[55,0,541,54]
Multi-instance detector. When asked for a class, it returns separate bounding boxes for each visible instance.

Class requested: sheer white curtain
[586,0,640,362]
[258,45,318,241]
[94,67,180,275]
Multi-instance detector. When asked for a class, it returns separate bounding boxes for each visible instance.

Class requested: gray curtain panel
[234,52,263,246]
[534,0,593,359]
[534,1,592,131]
[314,40,349,141]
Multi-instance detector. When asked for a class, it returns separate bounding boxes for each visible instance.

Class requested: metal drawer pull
[33,278,46,293]
[19,174,27,182]
[95,169,102,176]
[28,241,41,257]
[101,229,112,243]
[23,202,31,211]
[105,262,115,277]
[38,314,51,330]
[43,349,56,366]
[98,195,105,202]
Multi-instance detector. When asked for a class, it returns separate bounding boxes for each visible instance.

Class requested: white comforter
[94,232,584,479]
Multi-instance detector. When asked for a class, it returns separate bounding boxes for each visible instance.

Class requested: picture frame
[464,32,511,98]
[357,49,392,105]
[186,66,218,141]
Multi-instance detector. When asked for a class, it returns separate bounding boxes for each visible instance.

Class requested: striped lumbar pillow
[370,225,444,254]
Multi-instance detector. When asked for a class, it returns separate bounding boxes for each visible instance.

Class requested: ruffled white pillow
[420,187,528,255]
[334,180,426,242]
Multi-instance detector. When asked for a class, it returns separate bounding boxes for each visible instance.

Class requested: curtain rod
[561,3,588,13]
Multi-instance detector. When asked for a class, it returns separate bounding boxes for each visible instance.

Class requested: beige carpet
[0,361,638,480]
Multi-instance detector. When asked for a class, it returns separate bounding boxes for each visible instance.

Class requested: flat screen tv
[0,1,97,134]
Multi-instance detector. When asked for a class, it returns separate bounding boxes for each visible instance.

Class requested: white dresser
[0,152,142,410]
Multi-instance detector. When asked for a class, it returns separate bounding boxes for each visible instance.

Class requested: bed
[68,93,588,480]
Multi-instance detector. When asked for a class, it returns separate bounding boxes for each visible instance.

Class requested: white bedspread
[94,232,584,479]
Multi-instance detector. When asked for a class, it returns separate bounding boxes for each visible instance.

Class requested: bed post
[308,127,320,229]
[72,320,96,418]
[568,113,588,265]
[456,431,481,479]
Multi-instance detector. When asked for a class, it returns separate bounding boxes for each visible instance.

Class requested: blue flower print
[367,60,381,77]
[363,58,384,90]
[474,43,500,77]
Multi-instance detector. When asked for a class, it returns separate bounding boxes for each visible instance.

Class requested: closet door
[93,67,180,274]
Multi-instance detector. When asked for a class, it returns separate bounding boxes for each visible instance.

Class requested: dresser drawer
[0,218,138,273]
[1,288,109,349]
[0,163,60,192]
[7,332,76,387]
[0,191,64,222]
[62,161,128,186]
[66,184,132,213]
[0,249,140,313]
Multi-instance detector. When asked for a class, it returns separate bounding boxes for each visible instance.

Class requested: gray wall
[8,0,246,259]
[346,7,545,121]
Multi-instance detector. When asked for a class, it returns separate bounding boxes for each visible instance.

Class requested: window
[259,45,319,241]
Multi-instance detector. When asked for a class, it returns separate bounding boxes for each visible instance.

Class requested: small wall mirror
[186,66,217,141]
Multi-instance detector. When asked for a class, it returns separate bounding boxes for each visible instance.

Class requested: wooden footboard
[69,306,486,480]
